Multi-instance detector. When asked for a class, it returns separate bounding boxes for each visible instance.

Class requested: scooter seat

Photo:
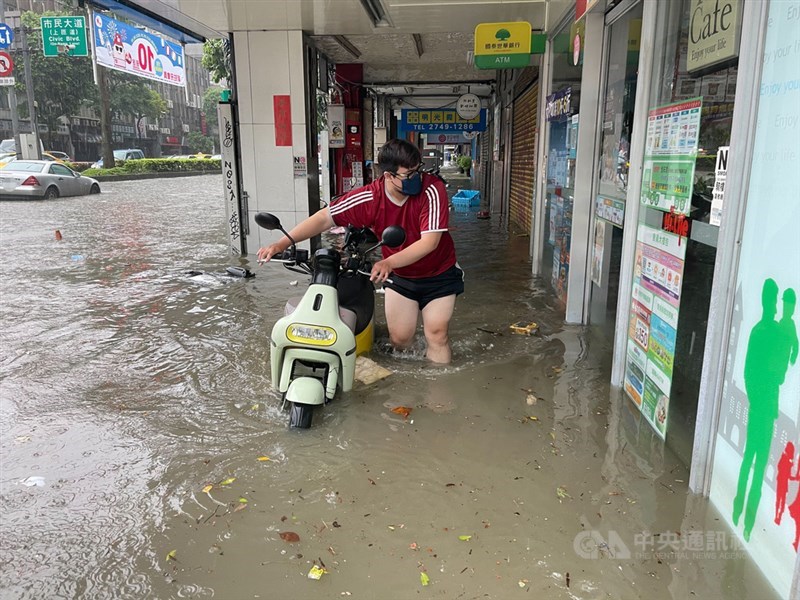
[284,297,357,333]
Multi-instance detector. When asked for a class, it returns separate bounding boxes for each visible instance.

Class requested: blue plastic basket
[451,190,481,207]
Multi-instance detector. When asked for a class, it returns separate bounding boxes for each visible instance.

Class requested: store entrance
[588,3,643,341]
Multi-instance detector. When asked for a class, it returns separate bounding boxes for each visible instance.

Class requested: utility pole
[19,19,40,159]
[0,0,21,155]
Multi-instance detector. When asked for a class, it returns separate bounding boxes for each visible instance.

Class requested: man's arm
[256,208,335,261]
[369,232,441,283]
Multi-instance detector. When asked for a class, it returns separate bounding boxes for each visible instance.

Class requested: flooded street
[0,174,777,599]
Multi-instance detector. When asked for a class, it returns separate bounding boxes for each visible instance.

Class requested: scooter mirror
[255,212,282,231]
[381,225,405,249]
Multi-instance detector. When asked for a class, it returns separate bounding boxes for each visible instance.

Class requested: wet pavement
[0,172,779,599]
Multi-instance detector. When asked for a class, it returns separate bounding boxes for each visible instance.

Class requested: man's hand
[370,258,394,284]
[257,243,285,263]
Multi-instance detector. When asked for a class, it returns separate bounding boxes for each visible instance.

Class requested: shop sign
[575,0,601,22]
[327,104,345,148]
[401,109,487,133]
[92,12,185,87]
[473,21,531,69]
[427,133,469,145]
[661,209,692,238]
[456,94,481,120]
[709,145,728,226]
[545,87,572,122]
[687,0,741,73]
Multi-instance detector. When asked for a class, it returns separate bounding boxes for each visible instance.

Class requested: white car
[0,160,101,199]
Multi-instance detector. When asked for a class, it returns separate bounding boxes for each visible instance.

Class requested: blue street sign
[0,24,13,49]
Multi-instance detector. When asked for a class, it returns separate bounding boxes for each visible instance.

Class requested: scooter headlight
[286,323,337,346]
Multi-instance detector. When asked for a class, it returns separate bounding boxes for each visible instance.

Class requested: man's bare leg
[421,294,457,364]
[384,289,420,350]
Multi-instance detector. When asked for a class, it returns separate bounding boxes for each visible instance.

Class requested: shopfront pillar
[231,29,312,254]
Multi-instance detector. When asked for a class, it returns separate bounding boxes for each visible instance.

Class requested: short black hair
[377,139,421,173]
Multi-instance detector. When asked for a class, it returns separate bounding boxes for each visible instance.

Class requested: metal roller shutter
[508,82,538,234]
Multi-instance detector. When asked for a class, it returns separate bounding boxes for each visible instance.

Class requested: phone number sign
[92,12,185,87]
[402,109,487,132]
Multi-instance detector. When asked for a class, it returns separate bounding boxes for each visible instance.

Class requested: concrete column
[233,30,311,253]
[564,11,605,324]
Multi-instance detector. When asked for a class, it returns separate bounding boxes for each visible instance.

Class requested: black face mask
[399,171,423,196]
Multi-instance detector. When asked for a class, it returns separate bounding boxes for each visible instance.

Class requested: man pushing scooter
[257,138,463,364]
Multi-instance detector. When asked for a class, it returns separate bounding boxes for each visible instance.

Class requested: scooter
[255,212,405,428]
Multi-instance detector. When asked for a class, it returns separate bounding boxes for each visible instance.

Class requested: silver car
[0,160,101,199]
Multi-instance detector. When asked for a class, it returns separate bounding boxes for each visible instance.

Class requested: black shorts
[384,264,465,310]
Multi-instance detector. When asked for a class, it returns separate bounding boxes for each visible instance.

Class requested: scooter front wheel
[289,402,314,429]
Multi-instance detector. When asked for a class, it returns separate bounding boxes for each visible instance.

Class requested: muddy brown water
[0,174,778,599]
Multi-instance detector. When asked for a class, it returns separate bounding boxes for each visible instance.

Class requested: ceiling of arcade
[168,0,571,102]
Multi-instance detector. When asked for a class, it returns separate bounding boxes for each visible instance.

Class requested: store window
[543,20,583,305]
[622,0,740,464]
[589,3,643,335]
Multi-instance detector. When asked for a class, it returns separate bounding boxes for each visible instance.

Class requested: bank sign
[92,12,185,87]
[401,109,487,132]
[687,0,741,73]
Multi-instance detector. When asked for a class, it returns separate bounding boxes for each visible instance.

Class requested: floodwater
[0,173,779,600]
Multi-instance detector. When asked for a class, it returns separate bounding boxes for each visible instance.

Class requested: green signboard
[41,15,88,57]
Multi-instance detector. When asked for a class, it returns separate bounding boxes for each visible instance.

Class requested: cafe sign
[687,0,741,73]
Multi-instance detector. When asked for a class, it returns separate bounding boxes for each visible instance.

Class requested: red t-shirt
[329,174,457,279]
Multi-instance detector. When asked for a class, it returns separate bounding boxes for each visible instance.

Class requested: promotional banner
[708,2,800,596]
[640,98,702,214]
[92,12,185,87]
[624,225,686,438]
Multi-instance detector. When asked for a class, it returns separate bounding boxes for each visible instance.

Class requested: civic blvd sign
[41,15,88,57]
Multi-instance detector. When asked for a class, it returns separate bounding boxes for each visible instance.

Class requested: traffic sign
[0,23,13,49]
[0,51,13,77]
[41,15,88,57]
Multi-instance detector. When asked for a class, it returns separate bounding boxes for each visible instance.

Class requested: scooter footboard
[276,348,342,400]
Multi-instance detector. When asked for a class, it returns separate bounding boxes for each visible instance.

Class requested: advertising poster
[591,218,605,286]
[708,3,800,596]
[92,12,185,87]
[327,105,345,148]
[595,195,625,228]
[640,98,702,214]
[710,146,729,226]
[624,225,686,438]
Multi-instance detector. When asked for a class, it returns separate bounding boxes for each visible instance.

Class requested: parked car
[91,148,145,169]
[47,151,72,162]
[0,151,66,166]
[0,160,101,199]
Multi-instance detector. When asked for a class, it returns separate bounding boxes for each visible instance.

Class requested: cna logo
[573,530,631,559]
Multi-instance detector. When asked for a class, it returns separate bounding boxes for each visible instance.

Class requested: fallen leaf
[526,394,538,406]
[518,580,527,588]
[528,416,539,421]
[556,486,572,500]
[234,503,247,512]
[420,572,430,586]
[458,535,472,541]
[280,531,301,542]
[220,477,236,486]
[251,403,260,410]
[166,549,177,561]
[257,456,271,462]
[391,406,412,419]
[238,497,248,503]
[202,484,213,494]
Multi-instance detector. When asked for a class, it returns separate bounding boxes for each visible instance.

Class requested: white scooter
[255,212,405,428]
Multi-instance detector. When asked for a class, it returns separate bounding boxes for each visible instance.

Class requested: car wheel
[44,186,59,200]
[90,183,101,194]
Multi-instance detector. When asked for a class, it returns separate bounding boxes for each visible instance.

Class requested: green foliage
[457,155,472,170]
[202,39,231,84]
[109,74,167,122]
[17,11,95,145]
[187,131,214,154]
[83,157,221,177]
[203,87,223,130]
